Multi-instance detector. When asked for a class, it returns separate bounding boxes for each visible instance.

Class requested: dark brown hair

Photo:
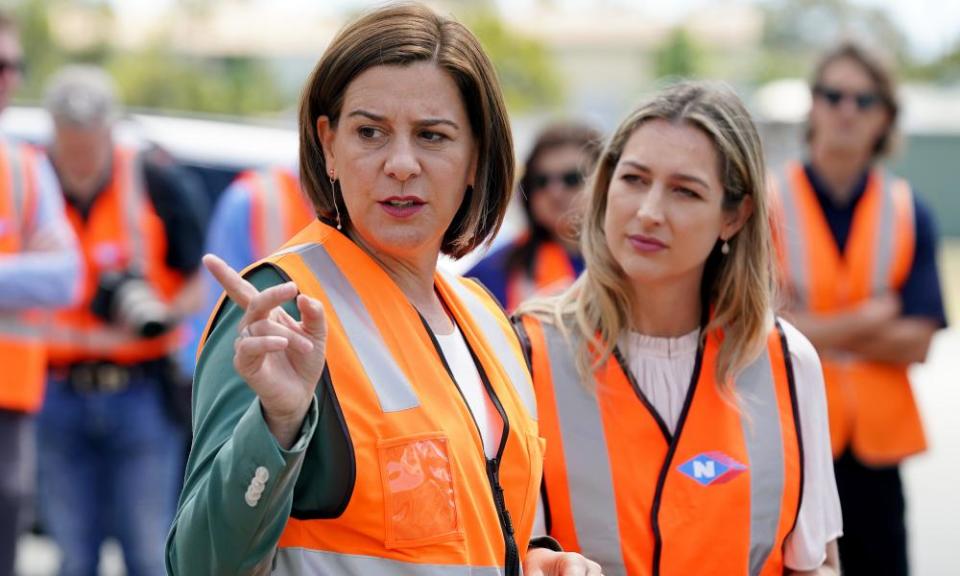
[508,122,602,276]
[808,41,900,158]
[298,2,514,258]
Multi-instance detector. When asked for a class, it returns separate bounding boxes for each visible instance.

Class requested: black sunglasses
[530,169,584,191]
[814,84,881,111]
[0,59,24,75]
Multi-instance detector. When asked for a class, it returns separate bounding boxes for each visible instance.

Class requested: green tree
[654,27,701,80]
[106,48,284,116]
[6,0,284,116]
[7,0,559,117]
[905,39,960,83]
[461,8,563,113]
[756,0,909,82]
[12,0,69,101]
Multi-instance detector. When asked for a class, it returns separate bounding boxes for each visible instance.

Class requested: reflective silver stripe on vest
[0,314,40,340]
[442,273,537,420]
[736,345,785,576]
[543,322,788,575]
[774,169,809,309]
[255,170,287,256]
[780,167,909,307]
[7,144,26,232]
[0,144,39,343]
[42,323,132,350]
[124,151,148,270]
[871,171,897,295]
[274,547,505,576]
[295,243,419,413]
[541,323,625,572]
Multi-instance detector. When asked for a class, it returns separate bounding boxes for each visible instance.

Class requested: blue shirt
[179,179,258,373]
[0,149,80,310]
[804,163,947,327]
[466,240,585,309]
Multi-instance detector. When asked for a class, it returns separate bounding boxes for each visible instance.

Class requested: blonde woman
[515,83,841,575]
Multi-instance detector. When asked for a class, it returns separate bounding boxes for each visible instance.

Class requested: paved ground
[903,328,960,575]
[15,537,120,576]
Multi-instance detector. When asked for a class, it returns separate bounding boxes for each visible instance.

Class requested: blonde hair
[520,82,774,391]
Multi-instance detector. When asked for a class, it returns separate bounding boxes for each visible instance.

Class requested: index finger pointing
[204,253,258,310]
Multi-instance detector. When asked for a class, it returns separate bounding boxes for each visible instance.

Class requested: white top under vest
[435,324,503,460]
[533,320,842,572]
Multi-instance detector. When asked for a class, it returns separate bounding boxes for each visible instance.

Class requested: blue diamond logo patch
[678,451,747,486]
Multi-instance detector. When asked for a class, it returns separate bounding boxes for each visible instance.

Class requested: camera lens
[113,278,174,337]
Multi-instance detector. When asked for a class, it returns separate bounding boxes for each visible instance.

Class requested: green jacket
[165,266,352,575]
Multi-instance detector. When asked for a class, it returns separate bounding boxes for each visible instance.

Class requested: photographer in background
[37,65,204,576]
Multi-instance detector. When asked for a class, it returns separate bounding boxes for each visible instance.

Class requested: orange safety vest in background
[0,140,46,412]
[201,220,542,575]
[505,239,577,313]
[47,146,185,365]
[518,315,802,576]
[240,167,314,258]
[772,162,921,465]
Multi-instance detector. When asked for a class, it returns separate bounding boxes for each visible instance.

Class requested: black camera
[91,269,174,338]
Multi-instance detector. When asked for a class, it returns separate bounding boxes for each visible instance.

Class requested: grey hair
[44,65,119,128]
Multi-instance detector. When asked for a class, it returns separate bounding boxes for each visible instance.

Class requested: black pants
[835,449,909,575]
[0,409,35,576]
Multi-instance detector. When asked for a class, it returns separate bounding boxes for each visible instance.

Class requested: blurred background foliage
[4,0,960,115]
[8,0,564,116]
[13,0,287,116]
[462,8,564,113]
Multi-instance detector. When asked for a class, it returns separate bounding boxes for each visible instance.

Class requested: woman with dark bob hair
[166,3,601,575]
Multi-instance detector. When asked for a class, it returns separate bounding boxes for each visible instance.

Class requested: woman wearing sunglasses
[468,123,601,312]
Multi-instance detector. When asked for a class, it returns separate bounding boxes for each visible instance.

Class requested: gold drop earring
[328,169,342,230]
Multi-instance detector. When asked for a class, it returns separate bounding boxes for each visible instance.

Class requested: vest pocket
[378,433,465,549]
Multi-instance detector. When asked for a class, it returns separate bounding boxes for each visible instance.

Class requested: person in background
[770,41,947,576]
[166,3,601,575]
[468,122,601,312]
[0,12,79,576]
[179,165,314,375]
[516,82,841,575]
[37,65,205,576]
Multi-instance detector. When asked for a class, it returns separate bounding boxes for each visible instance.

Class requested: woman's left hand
[524,547,604,576]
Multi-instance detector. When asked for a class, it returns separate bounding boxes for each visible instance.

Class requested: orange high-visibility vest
[0,140,47,412]
[518,315,803,576]
[771,161,921,465]
[240,167,314,259]
[505,239,577,313]
[201,220,543,575]
[47,147,185,365]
